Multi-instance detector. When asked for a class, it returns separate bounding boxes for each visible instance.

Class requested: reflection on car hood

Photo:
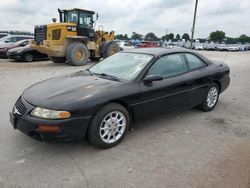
[23,71,122,110]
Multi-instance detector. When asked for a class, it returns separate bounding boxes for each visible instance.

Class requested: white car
[117,41,135,50]
[194,43,204,50]
[0,35,33,46]
[0,33,10,39]
[227,45,240,51]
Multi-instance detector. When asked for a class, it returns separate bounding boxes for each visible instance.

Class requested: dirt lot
[0,51,250,188]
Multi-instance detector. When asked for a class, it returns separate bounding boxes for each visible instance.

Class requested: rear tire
[88,103,129,148]
[49,56,66,63]
[66,42,89,66]
[197,83,219,112]
[103,42,120,58]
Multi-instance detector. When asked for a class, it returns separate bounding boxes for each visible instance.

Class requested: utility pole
[190,0,198,49]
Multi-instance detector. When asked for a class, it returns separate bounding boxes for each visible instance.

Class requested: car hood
[22,71,123,110]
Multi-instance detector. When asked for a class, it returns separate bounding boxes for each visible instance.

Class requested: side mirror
[143,74,163,85]
[5,39,11,43]
[96,13,99,21]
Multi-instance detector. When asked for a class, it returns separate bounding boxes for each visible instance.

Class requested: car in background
[227,44,240,52]
[116,41,135,50]
[138,41,159,48]
[216,44,229,51]
[0,35,33,46]
[203,43,216,51]
[0,33,10,39]
[7,44,48,62]
[0,39,29,58]
[194,43,204,50]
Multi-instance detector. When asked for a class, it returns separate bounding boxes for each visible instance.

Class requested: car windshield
[0,36,9,42]
[89,52,153,81]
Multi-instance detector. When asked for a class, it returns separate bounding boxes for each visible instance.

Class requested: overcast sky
[1,0,250,38]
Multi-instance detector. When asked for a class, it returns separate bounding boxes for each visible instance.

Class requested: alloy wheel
[99,111,126,144]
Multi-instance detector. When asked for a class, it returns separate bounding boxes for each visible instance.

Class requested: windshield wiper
[86,68,98,78]
[98,73,121,81]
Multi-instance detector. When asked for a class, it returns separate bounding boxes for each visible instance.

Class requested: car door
[139,53,194,119]
[184,53,210,106]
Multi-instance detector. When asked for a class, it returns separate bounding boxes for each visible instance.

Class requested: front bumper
[10,97,91,142]
[30,40,65,57]
[7,53,22,60]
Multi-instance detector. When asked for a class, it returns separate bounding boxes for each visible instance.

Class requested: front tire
[198,83,219,112]
[24,53,34,62]
[66,42,89,66]
[103,42,120,58]
[88,103,129,148]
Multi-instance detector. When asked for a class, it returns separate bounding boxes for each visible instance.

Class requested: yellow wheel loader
[30,8,120,66]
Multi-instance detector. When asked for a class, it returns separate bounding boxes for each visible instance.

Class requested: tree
[209,30,225,42]
[131,32,143,40]
[115,34,129,40]
[176,34,181,40]
[182,33,190,41]
[145,32,159,41]
[239,34,250,43]
[162,33,174,41]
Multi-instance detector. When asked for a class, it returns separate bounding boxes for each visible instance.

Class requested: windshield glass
[90,53,153,81]
[64,11,78,23]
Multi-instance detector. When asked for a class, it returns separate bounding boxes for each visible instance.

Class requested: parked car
[138,41,159,48]
[216,44,229,51]
[227,44,240,52]
[204,43,216,51]
[116,41,135,50]
[194,43,204,50]
[0,39,29,58]
[7,45,48,62]
[0,35,33,46]
[10,48,230,148]
[0,33,10,39]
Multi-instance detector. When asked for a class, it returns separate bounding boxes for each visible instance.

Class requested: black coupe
[10,48,230,148]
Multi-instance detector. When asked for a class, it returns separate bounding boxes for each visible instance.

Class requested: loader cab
[58,8,96,40]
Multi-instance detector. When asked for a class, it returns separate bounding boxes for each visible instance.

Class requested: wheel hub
[99,111,126,144]
[75,49,85,61]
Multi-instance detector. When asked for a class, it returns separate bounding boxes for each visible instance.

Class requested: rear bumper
[10,97,91,142]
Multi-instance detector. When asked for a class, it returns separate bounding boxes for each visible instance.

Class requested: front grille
[52,29,61,40]
[13,97,27,120]
[34,25,47,44]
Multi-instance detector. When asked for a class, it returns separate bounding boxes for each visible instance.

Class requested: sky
[0,0,250,38]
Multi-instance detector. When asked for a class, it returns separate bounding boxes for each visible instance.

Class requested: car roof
[121,48,195,57]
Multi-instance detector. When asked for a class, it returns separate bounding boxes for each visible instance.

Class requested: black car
[7,45,48,62]
[10,48,230,148]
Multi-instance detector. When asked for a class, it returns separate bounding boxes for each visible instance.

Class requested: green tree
[209,30,225,42]
[162,33,174,40]
[145,32,159,41]
[115,34,129,40]
[182,33,190,41]
[131,32,142,40]
[176,34,181,40]
[238,34,250,43]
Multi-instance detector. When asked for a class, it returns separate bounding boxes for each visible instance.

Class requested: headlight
[31,107,71,119]
[16,50,23,53]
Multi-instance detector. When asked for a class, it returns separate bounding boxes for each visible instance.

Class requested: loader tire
[103,42,120,58]
[66,42,89,66]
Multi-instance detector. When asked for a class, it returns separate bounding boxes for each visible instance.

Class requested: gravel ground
[0,51,249,188]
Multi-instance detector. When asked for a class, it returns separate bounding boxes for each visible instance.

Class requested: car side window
[147,54,188,78]
[185,53,206,70]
